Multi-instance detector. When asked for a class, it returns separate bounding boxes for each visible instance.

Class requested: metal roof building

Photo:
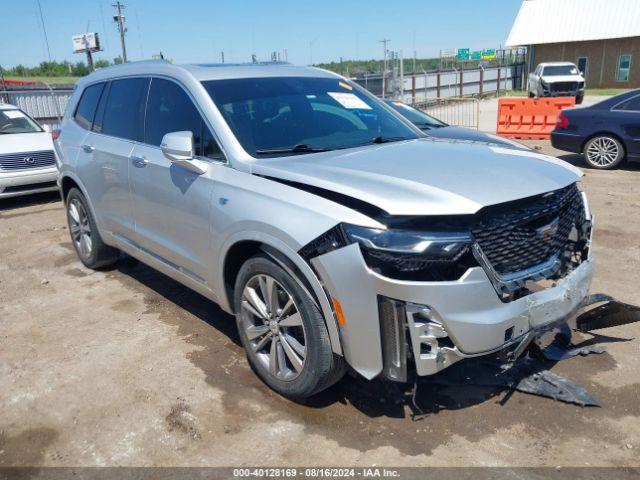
[506,0,640,88]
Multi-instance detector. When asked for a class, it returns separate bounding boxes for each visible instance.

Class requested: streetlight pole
[113,2,128,63]
[379,38,390,98]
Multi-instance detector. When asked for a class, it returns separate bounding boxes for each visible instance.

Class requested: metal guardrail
[354,63,525,100]
[409,97,480,130]
[0,86,73,130]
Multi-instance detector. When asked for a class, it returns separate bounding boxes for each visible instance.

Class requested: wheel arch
[58,172,108,242]
[218,232,343,356]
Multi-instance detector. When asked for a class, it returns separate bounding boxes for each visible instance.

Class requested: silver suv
[56,61,594,399]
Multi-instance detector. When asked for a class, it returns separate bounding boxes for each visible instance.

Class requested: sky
[0,0,522,68]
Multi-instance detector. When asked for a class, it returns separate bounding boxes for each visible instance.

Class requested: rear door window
[74,83,104,130]
[101,78,149,141]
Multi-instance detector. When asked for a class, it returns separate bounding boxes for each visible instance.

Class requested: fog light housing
[377,296,408,382]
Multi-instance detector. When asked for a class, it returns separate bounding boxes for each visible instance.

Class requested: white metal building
[506,0,640,88]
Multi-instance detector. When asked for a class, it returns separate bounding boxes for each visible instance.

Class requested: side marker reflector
[332,297,347,328]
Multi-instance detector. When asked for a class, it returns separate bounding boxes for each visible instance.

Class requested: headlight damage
[299,182,592,299]
[299,223,478,281]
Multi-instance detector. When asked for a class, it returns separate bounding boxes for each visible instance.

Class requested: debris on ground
[411,298,640,414]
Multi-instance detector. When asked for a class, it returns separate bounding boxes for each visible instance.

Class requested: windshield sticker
[338,81,353,90]
[327,92,372,110]
[4,110,25,119]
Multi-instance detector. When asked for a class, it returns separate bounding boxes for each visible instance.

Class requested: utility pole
[112,2,128,63]
[379,38,390,98]
[221,51,225,63]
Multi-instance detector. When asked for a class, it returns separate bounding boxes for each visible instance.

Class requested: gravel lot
[1,143,639,467]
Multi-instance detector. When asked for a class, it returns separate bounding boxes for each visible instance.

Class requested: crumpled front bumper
[312,243,594,380]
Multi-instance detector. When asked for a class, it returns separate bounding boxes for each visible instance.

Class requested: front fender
[216,230,343,356]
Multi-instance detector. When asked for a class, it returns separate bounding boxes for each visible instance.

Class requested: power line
[134,6,144,59]
[36,0,52,62]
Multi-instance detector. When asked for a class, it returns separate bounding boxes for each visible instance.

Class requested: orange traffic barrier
[496,97,576,140]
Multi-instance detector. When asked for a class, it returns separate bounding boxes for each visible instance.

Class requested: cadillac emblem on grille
[22,157,35,165]
[535,217,560,239]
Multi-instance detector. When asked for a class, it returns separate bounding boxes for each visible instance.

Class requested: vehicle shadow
[106,256,637,420]
[112,256,242,346]
[0,191,61,212]
[557,153,640,171]
[304,319,636,419]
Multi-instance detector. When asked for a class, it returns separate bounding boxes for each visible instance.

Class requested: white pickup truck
[528,62,586,104]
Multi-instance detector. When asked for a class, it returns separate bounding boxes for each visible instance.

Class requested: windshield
[385,101,446,128]
[543,65,579,76]
[0,109,43,134]
[202,77,420,156]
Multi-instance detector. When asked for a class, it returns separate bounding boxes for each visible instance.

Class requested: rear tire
[582,135,625,170]
[528,91,535,98]
[65,188,119,269]
[234,254,345,399]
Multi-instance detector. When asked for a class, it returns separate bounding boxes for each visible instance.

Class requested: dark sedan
[383,99,531,150]
[551,89,640,169]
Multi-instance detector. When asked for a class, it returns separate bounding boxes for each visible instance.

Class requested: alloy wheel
[586,137,620,167]
[240,274,307,381]
[68,199,93,258]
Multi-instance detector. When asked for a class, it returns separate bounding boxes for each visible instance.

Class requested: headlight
[298,223,477,282]
[342,224,472,259]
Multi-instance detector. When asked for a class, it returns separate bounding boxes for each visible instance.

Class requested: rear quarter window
[614,95,640,111]
[74,83,105,130]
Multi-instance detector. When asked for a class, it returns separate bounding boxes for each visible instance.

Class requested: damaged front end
[373,183,595,383]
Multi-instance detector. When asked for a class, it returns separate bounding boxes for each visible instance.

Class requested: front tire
[65,188,119,269]
[234,254,345,399]
[583,135,625,170]
[576,93,584,105]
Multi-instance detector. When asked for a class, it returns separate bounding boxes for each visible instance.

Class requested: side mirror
[42,124,51,133]
[161,131,208,175]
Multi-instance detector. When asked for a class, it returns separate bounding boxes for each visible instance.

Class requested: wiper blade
[369,136,411,144]
[255,144,331,155]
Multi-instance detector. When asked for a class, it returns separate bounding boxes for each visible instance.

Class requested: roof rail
[192,61,292,68]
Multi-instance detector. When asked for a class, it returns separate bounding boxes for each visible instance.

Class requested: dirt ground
[1,143,639,468]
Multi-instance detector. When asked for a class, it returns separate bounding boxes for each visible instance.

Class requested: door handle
[81,144,94,153]
[130,154,148,168]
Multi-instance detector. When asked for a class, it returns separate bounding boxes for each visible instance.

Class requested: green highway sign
[471,50,482,60]
[456,48,470,61]
[482,49,496,60]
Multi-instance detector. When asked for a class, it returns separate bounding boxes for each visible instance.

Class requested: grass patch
[584,88,629,96]
[496,90,528,97]
[3,76,80,85]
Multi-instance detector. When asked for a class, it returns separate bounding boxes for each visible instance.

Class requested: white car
[0,104,58,199]
[528,62,586,104]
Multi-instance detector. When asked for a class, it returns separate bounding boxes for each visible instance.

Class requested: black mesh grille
[0,150,56,171]
[550,82,579,92]
[471,183,584,276]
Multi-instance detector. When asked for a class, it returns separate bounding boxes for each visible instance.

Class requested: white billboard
[72,33,101,53]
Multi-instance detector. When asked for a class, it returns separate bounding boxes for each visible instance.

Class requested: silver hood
[253,138,583,216]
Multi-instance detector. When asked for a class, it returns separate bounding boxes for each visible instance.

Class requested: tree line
[2,58,124,78]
